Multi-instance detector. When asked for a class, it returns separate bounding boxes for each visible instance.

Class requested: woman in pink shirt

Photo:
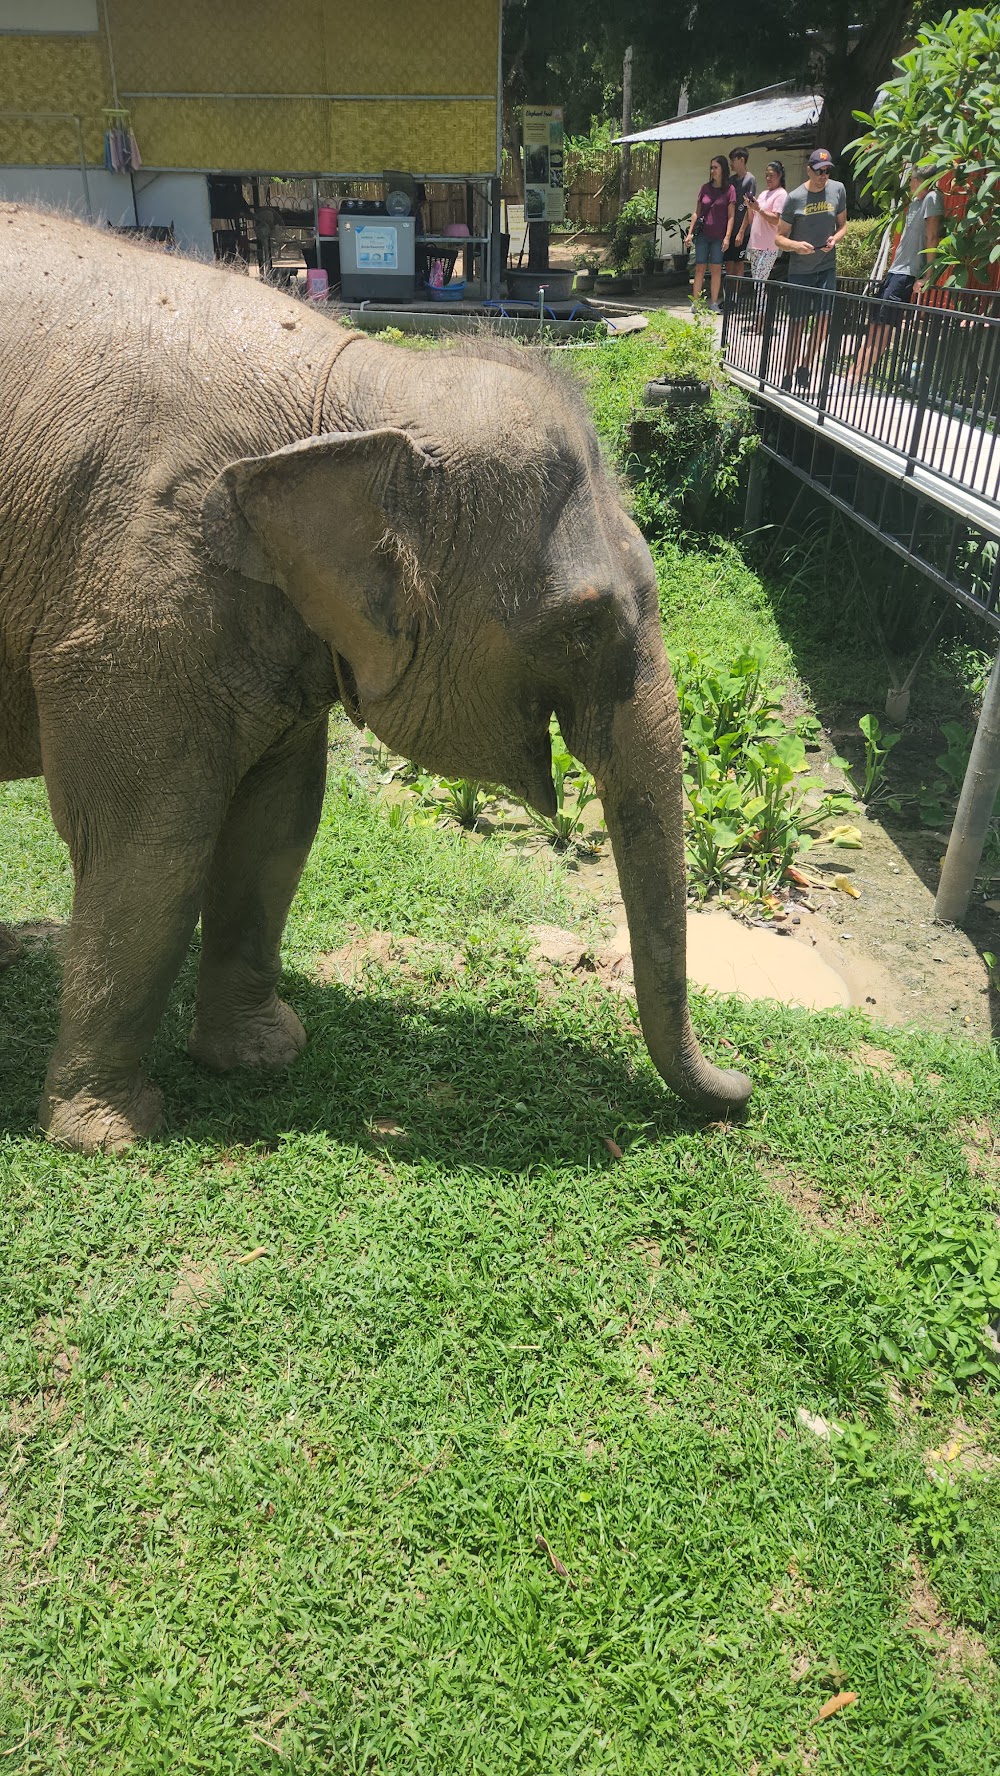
[744,160,786,282]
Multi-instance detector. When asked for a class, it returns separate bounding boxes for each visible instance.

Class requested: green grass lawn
[3,756,1000,1775]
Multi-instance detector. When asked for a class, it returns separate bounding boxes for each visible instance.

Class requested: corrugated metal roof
[617,84,821,145]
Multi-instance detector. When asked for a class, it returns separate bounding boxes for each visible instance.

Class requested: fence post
[815,288,845,419]
[744,452,766,532]
[759,280,778,388]
[935,638,1000,924]
[904,305,941,473]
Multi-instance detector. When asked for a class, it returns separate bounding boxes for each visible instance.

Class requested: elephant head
[202,341,751,1118]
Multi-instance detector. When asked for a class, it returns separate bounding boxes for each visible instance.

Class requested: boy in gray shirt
[848,171,945,383]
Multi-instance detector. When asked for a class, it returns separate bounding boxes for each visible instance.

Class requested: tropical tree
[850,8,1000,285]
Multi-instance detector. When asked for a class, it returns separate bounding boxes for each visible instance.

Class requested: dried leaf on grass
[603,1136,624,1160]
[536,1533,576,1587]
[816,1691,858,1720]
[234,1246,269,1265]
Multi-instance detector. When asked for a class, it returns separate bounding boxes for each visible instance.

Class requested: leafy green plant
[674,650,854,899]
[836,216,889,280]
[894,1476,972,1557]
[607,187,658,269]
[658,214,689,258]
[531,720,602,851]
[850,9,1000,287]
[886,1185,1000,1392]
[437,778,491,829]
[857,712,902,804]
[832,1419,882,1488]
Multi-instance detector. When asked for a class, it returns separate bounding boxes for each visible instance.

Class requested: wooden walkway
[726,364,1000,537]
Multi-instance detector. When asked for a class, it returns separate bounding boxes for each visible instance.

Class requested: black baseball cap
[808,149,834,171]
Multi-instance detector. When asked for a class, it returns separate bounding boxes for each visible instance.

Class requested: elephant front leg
[188,718,327,1072]
[41,842,215,1153]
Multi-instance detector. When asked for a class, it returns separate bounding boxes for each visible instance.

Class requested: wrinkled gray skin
[0,206,751,1153]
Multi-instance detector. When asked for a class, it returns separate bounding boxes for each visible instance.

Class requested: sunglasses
[811,166,832,175]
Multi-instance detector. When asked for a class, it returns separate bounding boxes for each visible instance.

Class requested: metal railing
[721,275,1000,513]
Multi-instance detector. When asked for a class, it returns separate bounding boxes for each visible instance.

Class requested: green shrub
[837,216,889,279]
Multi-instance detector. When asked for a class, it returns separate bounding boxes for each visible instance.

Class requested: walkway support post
[744,451,765,533]
[935,638,1000,924]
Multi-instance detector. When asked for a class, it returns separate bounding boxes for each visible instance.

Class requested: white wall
[655,138,812,258]
[133,173,213,259]
[0,165,136,224]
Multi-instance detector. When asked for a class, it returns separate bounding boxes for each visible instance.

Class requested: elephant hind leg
[188,717,327,1073]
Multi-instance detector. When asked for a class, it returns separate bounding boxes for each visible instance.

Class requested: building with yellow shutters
[0,0,502,280]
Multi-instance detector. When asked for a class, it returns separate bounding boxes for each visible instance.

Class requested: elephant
[0,205,751,1153]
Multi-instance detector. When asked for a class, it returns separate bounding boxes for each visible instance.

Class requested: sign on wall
[522,105,564,224]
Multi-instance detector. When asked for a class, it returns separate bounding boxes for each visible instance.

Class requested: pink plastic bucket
[317,204,338,236]
[306,268,329,300]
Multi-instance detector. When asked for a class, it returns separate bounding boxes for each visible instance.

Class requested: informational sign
[522,105,565,224]
[505,202,527,261]
[355,225,399,270]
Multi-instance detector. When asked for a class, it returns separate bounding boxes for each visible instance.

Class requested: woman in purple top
[684,155,736,311]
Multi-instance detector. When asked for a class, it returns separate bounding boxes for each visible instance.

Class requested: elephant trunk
[565,642,752,1117]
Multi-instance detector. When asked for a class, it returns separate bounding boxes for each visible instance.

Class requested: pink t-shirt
[749,185,786,250]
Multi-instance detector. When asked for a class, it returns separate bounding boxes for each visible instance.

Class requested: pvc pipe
[935,638,1000,924]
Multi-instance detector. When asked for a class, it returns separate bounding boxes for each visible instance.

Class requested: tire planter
[643,378,712,409]
[505,269,575,302]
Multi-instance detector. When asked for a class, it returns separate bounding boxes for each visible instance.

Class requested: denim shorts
[694,234,724,267]
[873,270,916,327]
[787,265,836,318]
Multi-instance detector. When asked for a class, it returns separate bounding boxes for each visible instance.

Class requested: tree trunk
[819,0,912,204]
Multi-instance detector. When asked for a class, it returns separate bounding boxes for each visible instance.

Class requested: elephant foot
[40,1076,164,1154]
[188,995,307,1073]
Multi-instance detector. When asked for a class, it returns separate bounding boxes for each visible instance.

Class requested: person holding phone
[744,160,787,283]
[774,148,848,390]
[684,155,736,312]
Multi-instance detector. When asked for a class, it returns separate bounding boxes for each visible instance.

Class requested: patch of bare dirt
[768,1560,814,1617]
[0,920,64,969]
[764,1165,839,1232]
[315,928,455,988]
[959,1118,1000,1185]
[167,1260,223,1319]
[761,1164,882,1235]
[922,1421,1000,1481]
[906,1555,996,1681]
[634,1342,665,1416]
[855,1044,914,1086]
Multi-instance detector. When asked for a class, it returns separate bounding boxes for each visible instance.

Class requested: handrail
[721,274,1000,511]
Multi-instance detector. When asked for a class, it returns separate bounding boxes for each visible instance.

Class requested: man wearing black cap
[774,149,848,390]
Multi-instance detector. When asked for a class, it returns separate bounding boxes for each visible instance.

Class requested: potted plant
[572,248,603,292]
[626,232,655,291]
[659,214,691,275]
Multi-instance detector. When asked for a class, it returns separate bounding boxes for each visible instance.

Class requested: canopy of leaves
[502,0,946,162]
[850,8,1000,285]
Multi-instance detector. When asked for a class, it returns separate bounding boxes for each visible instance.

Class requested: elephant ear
[201,428,439,703]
